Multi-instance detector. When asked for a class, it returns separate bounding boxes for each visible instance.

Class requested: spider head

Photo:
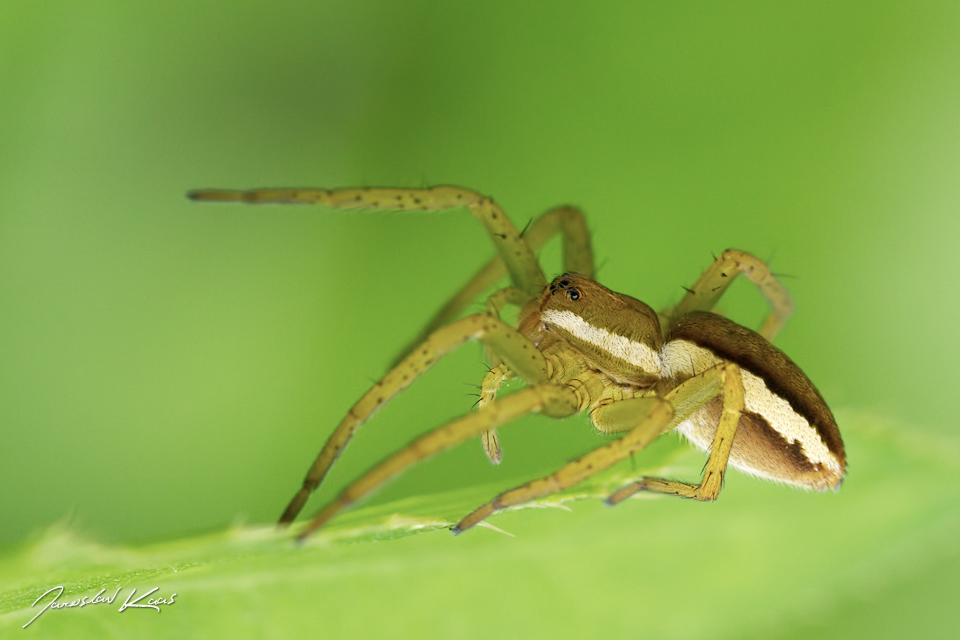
[544,275,659,334]
[538,274,664,382]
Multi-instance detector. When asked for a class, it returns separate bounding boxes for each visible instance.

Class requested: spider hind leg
[453,395,675,534]
[665,250,793,341]
[607,363,744,504]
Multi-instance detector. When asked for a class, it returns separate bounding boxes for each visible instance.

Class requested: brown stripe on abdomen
[667,311,845,472]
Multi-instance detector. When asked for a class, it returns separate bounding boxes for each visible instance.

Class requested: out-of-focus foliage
[2,1,959,637]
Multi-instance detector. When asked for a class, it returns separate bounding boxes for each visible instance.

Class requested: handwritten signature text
[23,585,177,628]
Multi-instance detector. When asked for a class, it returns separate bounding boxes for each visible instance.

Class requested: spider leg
[607,363,745,504]
[666,250,794,341]
[297,383,579,540]
[465,234,587,464]
[484,286,534,319]
[452,396,675,534]
[525,205,595,278]
[391,205,594,365]
[188,185,547,297]
[454,363,736,532]
[278,313,552,526]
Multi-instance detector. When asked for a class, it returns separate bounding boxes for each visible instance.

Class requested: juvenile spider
[188,185,846,540]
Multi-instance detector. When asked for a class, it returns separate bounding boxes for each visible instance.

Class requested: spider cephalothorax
[189,185,845,539]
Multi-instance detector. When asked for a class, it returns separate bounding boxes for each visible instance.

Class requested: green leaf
[2,410,958,638]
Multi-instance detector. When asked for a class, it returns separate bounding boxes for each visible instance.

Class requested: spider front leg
[391,205,594,365]
[667,250,794,341]
[297,383,579,539]
[607,362,745,504]
[189,185,547,297]
[278,312,555,527]
[484,286,534,320]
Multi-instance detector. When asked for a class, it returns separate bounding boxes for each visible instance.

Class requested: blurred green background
[2,1,959,638]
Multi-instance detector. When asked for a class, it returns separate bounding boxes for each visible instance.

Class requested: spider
[188,185,846,540]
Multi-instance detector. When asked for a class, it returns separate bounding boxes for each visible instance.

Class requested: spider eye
[567,288,580,301]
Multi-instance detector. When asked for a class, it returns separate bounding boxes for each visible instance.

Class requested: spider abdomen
[662,312,845,490]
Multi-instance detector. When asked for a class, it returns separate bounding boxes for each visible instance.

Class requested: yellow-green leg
[452,396,675,534]
[482,287,535,365]
[297,383,580,539]
[522,204,595,278]
[454,362,740,532]
[668,250,794,341]
[188,185,547,297]
[606,363,745,504]
[278,312,552,525]
[484,286,534,319]
[391,205,594,365]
